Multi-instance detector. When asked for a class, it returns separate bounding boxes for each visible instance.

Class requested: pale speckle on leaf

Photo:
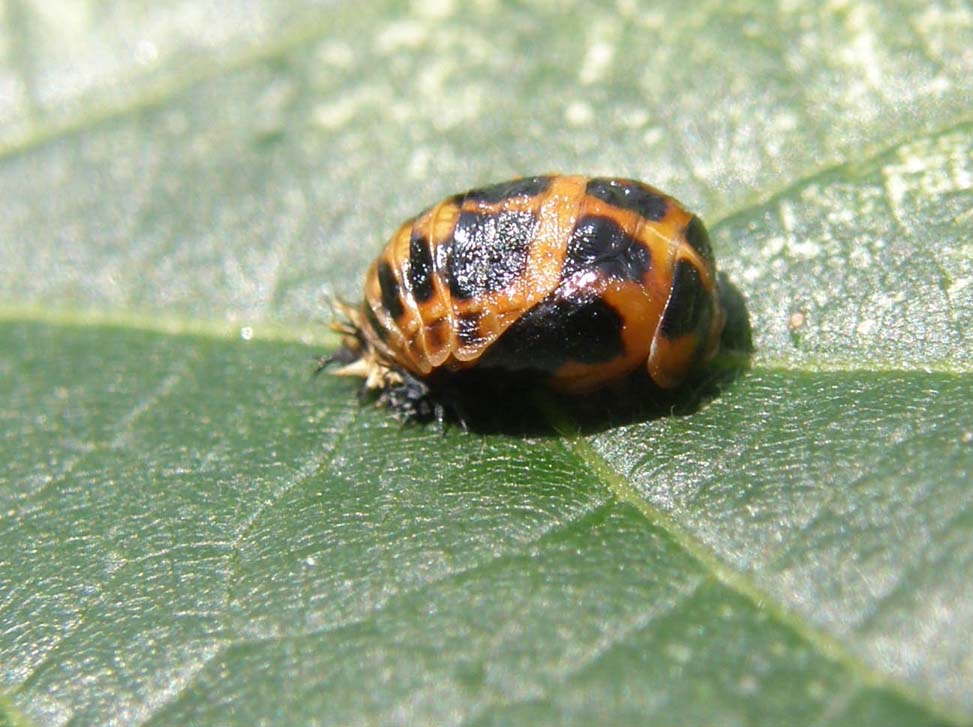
[565,100,594,127]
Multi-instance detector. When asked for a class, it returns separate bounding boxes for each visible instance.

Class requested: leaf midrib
[2,307,971,376]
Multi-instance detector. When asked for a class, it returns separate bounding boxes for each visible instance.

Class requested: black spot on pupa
[684,216,715,269]
[377,260,405,320]
[659,260,713,340]
[364,303,389,342]
[456,313,486,346]
[407,233,435,302]
[586,178,668,221]
[462,176,552,205]
[447,210,537,300]
[562,215,651,283]
[480,291,625,372]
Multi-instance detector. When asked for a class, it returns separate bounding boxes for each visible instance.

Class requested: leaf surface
[1,1,972,725]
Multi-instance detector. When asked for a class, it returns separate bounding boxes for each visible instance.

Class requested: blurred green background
[1,1,972,725]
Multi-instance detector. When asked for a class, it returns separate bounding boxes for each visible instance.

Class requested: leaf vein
[551,416,967,727]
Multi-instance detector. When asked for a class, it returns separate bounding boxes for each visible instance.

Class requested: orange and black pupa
[327,175,725,424]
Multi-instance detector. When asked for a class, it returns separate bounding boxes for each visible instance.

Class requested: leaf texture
[1,1,972,725]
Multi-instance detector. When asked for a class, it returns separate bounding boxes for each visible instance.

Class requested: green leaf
[2,1,972,725]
